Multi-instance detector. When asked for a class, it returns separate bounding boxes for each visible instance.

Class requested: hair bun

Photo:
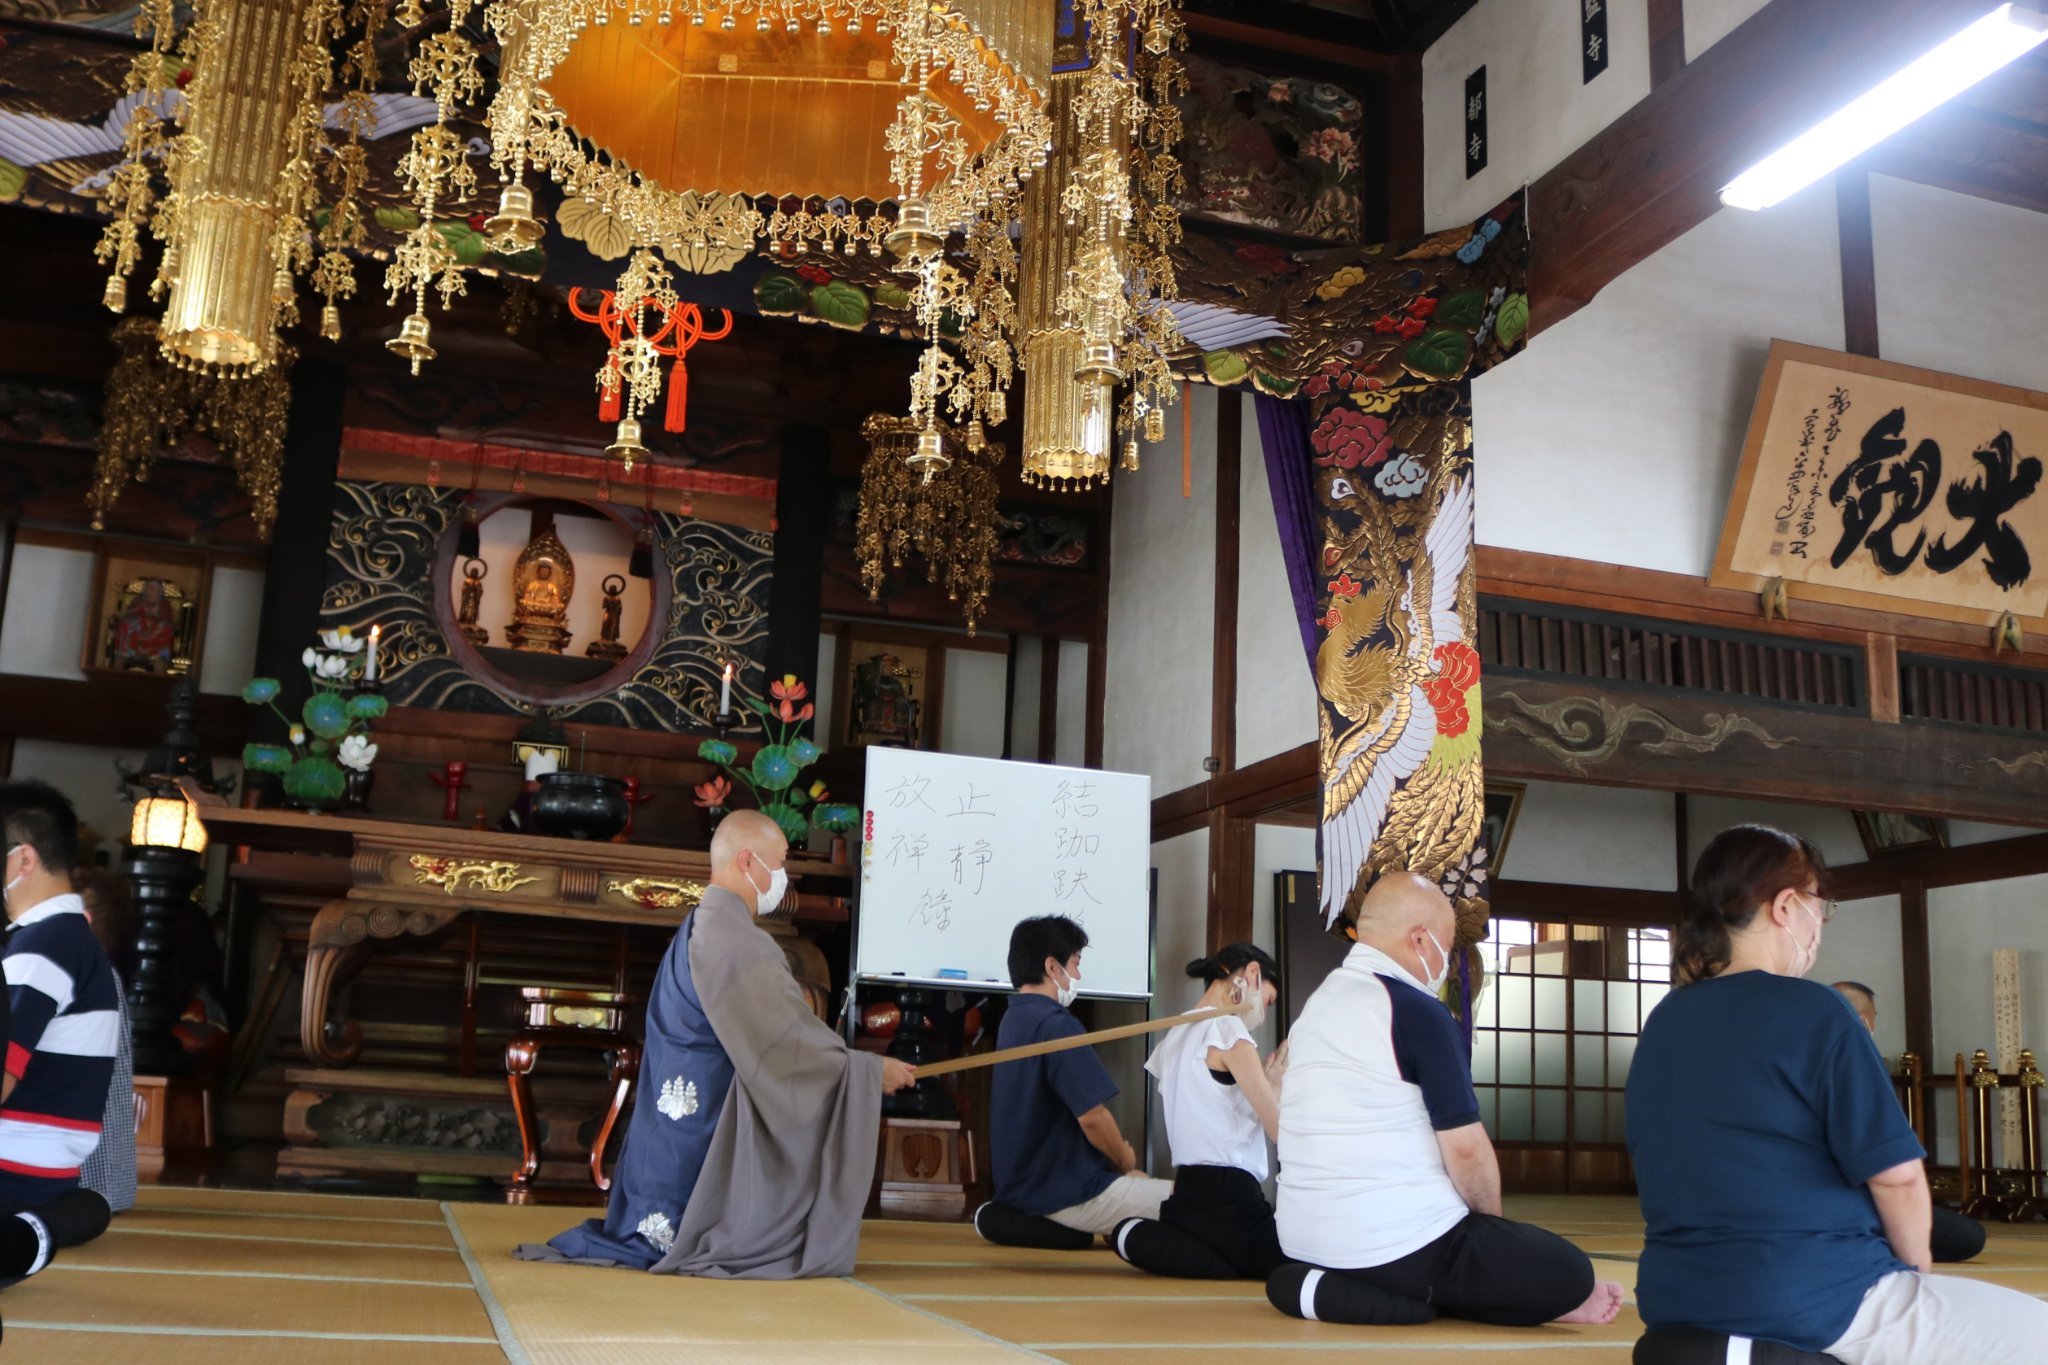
[1184,955,1214,979]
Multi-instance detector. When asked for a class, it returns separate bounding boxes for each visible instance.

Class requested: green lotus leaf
[762,802,809,843]
[344,693,389,722]
[373,206,421,232]
[241,678,281,705]
[1202,349,1250,385]
[302,690,351,740]
[810,280,870,331]
[1495,291,1530,349]
[812,803,860,833]
[433,220,489,267]
[1403,327,1472,381]
[754,273,807,314]
[282,755,347,804]
[697,739,739,766]
[241,742,294,775]
[789,738,820,766]
[1434,289,1488,329]
[751,744,798,792]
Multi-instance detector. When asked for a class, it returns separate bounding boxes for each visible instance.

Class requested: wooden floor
[13,1188,2048,1362]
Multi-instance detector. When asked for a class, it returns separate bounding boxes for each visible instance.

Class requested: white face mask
[1231,973,1268,1030]
[745,857,788,916]
[1421,930,1453,997]
[1053,962,1081,1009]
[1782,895,1824,977]
[3,845,24,907]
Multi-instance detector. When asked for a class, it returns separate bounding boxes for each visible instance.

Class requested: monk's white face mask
[746,858,788,916]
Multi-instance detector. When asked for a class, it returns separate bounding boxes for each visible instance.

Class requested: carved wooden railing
[1900,653,2048,737]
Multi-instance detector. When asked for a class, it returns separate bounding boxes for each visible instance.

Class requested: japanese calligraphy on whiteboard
[854,749,1154,1000]
[1713,342,2048,626]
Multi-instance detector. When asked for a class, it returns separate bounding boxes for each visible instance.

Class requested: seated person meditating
[518,811,916,1278]
[1830,979,1983,1266]
[1112,943,1289,1280]
[0,781,117,1284]
[982,915,1170,1243]
[1267,871,1621,1329]
[1628,825,2048,1365]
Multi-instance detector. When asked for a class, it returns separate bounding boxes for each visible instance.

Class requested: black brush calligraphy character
[1924,432,2041,590]
[1828,407,1940,575]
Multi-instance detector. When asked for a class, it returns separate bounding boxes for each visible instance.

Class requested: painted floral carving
[1311,408,1392,470]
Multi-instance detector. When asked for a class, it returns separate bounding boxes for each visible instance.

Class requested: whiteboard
[854,749,1154,1000]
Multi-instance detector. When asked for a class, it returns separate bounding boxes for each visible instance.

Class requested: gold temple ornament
[409,853,540,894]
[607,876,708,911]
[858,412,1000,633]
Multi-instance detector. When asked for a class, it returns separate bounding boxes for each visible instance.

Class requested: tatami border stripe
[443,1201,534,1365]
[134,1203,448,1228]
[1027,1342,1636,1353]
[902,1293,1263,1303]
[106,1226,460,1252]
[7,1322,500,1344]
[47,1262,475,1288]
[845,1273,1062,1362]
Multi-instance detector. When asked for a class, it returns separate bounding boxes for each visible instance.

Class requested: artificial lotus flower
[770,675,809,703]
[320,627,364,654]
[289,724,306,746]
[693,775,732,809]
[776,698,817,723]
[808,780,829,801]
[337,734,379,772]
[315,652,352,680]
[302,647,320,669]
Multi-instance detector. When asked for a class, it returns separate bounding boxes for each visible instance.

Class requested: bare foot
[1553,1280,1624,1325]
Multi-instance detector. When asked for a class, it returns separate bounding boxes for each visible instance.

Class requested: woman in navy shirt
[1628,824,2048,1364]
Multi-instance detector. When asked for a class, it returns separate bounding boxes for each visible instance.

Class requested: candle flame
[723,662,734,680]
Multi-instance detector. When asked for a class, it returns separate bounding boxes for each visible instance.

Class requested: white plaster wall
[1008,635,1042,759]
[1140,826,1212,1172]
[1237,399,1319,767]
[1055,640,1089,767]
[1250,823,1315,1056]
[1498,780,1677,890]
[1926,874,2048,1164]
[1105,384,1217,794]
[7,737,146,855]
[1681,0,1771,62]
[1872,175,2048,395]
[0,542,95,680]
[1810,894,1907,1060]
[196,565,265,696]
[1473,175,1844,576]
[1683,794,1868,873]
[1950,820,2044,848]
[1423,0,1652,231]
[940,648,1009,758]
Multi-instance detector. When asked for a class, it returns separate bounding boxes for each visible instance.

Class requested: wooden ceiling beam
[1529,0,1999,333]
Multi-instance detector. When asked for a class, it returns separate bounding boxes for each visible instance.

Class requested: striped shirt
[3,893,119,1204]
[79,972,137,1213]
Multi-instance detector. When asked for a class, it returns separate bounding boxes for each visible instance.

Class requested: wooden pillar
[765,424,830,708]
[1901,879,1934,1067]
[1647,0,1685,88]
[1211,388,1242,778]
[1085,489,1112,770]
[1838,167,1880,359]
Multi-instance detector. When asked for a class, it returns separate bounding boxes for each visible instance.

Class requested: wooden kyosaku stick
[913,1001,1255,1079]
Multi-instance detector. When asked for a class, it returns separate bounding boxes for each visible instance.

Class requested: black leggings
[1114,1164,1285,1280]
[1268,1211,1595,1328]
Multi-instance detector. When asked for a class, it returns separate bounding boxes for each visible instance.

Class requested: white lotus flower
[289,725,306,746]
[315,653,352,679]
[337,734,379,772]
[320,627,364,654]
[302,647,320,669]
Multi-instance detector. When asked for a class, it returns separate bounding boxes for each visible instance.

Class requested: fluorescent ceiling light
[1722,3,2048,210]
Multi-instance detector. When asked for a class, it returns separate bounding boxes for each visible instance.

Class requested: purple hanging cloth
[1252,394,1321,675]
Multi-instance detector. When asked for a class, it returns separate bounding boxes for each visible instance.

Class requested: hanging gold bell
[320,303,342,343]
[1074,340,1125,388]
[607,416,650,474]
[905,424,951,484]
[103,274,127,314]
[884,199,947,260]
[483,182,546,249]
[385,310,437,374]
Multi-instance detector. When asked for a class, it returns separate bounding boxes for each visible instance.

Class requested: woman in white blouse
[1112,944,1289,1279]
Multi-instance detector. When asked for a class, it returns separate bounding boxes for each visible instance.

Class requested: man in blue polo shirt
[0,779,117,1279]
[989,915,1169,1236]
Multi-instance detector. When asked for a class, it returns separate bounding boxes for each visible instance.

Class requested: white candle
[720,661,733,715]
[365,624,381,682]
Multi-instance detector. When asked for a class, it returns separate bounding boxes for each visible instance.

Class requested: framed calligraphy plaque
[1713,341,2048,627]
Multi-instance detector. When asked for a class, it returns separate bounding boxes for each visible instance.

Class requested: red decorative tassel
[598,362,622,423]
[664,360,688,433]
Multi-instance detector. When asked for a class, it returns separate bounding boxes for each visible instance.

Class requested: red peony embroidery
[1424,678,1471,736]
[1432,640,1482,691]
[1310,408,1394,470]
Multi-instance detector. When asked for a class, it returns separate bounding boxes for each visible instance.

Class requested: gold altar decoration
[409,853,539,894]
[607,876,707,911]
[91,318,295,533]
[858,412,1000,633]
[1017,0,1184,490]
[505,525,577,654]
[95,0,392,373]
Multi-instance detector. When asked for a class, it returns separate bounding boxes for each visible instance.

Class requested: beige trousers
[1046,1173,1175,1236]
[1827,1269,2048,1365]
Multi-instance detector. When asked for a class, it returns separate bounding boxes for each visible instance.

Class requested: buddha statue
[504,526,576,654]
[585,573,630,664]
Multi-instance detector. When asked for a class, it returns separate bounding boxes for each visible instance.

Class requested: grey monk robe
[515,886,883,1278]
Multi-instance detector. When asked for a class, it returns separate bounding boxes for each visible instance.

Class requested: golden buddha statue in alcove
[505,526,575,654]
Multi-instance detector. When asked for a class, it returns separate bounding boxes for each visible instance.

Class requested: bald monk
[518,811,916,1276]
[1266,871,1624,1328]
[1830,980,1985,1265]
